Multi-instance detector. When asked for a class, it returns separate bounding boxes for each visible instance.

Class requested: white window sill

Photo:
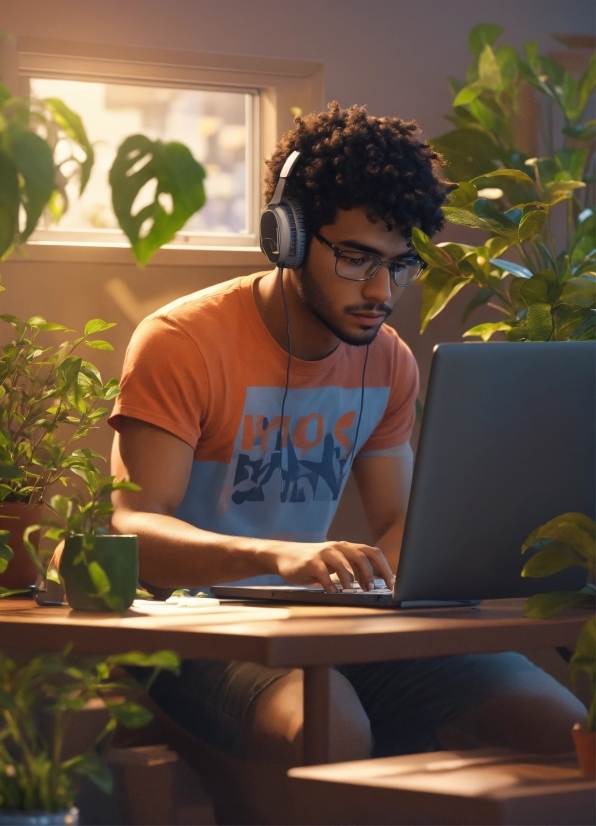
[11,242,270,268]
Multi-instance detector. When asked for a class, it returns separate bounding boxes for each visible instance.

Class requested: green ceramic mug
[60,535,138,613]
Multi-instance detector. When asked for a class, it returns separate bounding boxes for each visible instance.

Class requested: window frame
[1,36,324,267]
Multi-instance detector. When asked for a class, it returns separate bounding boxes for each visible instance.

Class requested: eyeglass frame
[312,229,427,287]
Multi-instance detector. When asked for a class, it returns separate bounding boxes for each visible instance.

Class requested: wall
[0,0,593,542]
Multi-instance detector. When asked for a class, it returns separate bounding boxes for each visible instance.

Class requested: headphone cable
[343,344,369,481]
[279,267,291,494]
[278,266,369,496]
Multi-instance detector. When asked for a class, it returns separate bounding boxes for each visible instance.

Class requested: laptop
[212,342,595,608]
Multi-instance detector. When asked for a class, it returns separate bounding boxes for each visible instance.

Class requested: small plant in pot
[45,453,141,614]
[0,645,180,825]
[521,512,595,777]
[0,309,120,594]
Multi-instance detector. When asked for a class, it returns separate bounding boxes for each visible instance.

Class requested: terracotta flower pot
[60,534,138,612]
[572,723,595,778]
[0,501,45,589]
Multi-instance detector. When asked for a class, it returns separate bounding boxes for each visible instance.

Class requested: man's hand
[266,539,395,593]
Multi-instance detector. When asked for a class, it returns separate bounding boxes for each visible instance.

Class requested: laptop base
[211,584,480,609]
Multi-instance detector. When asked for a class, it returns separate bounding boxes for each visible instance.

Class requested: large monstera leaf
[110,135,206,266]
[0,125,55,259]
[9,127,56,243]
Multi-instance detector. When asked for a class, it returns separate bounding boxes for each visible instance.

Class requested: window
[3,37,323,265]
[29,78,256,245]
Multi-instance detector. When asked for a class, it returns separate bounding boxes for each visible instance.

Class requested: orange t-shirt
[109,273,419,542]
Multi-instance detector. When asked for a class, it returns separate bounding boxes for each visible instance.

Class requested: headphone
[259,150,308,269]
[261,150,368,497]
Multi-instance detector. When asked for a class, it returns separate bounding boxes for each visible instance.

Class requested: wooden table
[288,748,596,825]
[0,597,586,765]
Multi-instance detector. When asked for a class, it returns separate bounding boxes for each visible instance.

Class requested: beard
[297,263,393,346]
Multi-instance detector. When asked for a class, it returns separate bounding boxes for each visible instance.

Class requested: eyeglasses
[313,230,427,287]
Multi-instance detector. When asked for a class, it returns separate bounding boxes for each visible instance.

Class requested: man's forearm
[111,508,274,589]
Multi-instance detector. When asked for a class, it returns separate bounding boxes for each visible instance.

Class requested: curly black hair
[264,102,449,237]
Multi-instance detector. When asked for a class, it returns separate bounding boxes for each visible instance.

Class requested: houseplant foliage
[0,309,121,593]
[0,646,180,815]
[412,23,596,341]
[0,313,119,506]
[520,513,595,736]
[0,82,206,266]
[44,453,141,614]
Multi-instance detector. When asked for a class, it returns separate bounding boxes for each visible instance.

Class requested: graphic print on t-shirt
[175,384,390,542]
[233,386,368,504]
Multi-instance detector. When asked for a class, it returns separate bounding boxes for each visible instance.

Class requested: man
[110,103,585,766]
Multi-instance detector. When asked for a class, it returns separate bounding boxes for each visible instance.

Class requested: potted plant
[410,23,595,341]
[0,311,120,593]
[521,512,595,777]
[0,82,206,267]
[43,453,141,614]
[0,645,180,824]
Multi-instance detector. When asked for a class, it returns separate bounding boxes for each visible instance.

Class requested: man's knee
[438,669,587,754]
[244,668,372,765]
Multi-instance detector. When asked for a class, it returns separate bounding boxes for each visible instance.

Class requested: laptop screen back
[394,342,595,603]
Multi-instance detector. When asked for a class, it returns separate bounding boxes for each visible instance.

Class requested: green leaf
[468,23,505,57]
[111,480,142,492]
[494,44,519,87]
[448,182,478,208]
[468,98,499,135]
[105,699,153,728]
[43,97,94,194]
[521,541,584,577]
[471,167,537,188]
[554,305,593,341]
[110,649,181,672]
[420,268,470,332]
[110,135,206,267]
[69,753,113,794]
[87,561,111,596]
[443,206,503,233]
[526,303,553,340]
[519,270,556,307]
[429,128,499,181]
[524,591,587,618]
[577,54,596,119]
[84,340,113,351]
[478,44,502,90]
[84,318,116,336]
[23,523,44,577]
[518,209,546,241]
[0,464,25,480]
[569,617,596,690]
[0,150,19,260]
[558,276,596,309]
[546,179,585,206]
[463,321,512,341]
[8,127,55,242]
[490,258,532,279]
[473,199,517,236]
[0,543,14,574]
[411,227,458,272]
[555,148,588,182]
[453,83,484,107]
[522,513,595,566]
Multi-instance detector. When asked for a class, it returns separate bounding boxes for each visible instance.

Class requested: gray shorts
[144,651,553,757]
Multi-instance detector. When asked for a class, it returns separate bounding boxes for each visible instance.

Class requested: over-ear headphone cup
[282,196,307,269]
